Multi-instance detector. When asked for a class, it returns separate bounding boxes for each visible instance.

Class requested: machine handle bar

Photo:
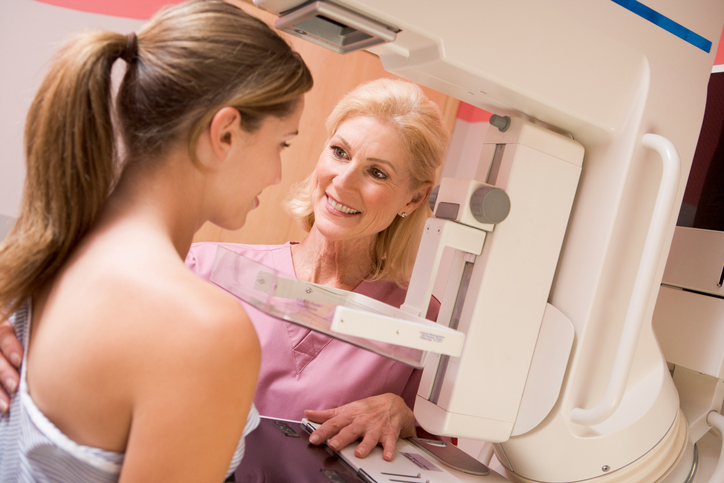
[570,133,681,426]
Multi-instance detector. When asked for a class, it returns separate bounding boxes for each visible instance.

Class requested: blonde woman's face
[311,116,425,243]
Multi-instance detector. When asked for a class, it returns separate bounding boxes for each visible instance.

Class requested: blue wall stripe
[611,0,712,53]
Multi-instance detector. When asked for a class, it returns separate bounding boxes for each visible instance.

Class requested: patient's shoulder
[107,263,259,379]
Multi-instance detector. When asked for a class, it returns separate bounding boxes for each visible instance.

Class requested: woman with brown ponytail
[0,0,311,481]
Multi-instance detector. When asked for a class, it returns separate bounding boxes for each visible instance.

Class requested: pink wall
[716,27,724,66]
[32,0,179,19]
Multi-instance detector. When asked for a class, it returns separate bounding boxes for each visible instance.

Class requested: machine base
[503,409,690,483]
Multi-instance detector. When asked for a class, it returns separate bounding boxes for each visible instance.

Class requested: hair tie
[121,32,138,63]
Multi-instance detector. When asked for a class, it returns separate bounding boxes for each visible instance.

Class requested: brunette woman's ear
[208,107,241,160]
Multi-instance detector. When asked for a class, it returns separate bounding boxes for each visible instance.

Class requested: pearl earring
[400,212,408,218]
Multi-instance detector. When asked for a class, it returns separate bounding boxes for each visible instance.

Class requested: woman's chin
[214,208,251,232]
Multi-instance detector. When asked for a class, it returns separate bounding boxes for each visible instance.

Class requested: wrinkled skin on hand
[304,392,416,462]
[0,319,22,412]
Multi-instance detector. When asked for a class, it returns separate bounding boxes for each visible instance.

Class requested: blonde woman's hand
[304,393,415,462]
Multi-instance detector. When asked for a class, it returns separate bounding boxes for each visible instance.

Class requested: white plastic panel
[512,303,575,436]
[653,285,724,378]
[662,226,724,297]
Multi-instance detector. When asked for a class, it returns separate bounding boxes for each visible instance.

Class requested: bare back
[25,218,260,482]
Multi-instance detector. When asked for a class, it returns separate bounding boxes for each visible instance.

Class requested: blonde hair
[0,0,313,317]
[287,78,449,287]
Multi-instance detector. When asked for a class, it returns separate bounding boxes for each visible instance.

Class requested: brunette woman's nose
[271,159,282,185]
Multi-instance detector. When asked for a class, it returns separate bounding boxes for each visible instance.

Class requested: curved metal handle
[570,133,681,426]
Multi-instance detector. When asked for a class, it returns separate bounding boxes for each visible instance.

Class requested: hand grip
[570,134,681,426]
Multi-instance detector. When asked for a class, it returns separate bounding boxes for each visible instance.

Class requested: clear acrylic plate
[209,246,427,368]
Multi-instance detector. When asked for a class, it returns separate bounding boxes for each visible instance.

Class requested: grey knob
[490,114,511,132]
[469,186,510,224]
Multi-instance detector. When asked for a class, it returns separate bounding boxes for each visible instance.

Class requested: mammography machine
[235,1,724,481]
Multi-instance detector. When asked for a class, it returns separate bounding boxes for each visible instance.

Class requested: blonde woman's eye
[331,146,348,159]
[370,167,387,180]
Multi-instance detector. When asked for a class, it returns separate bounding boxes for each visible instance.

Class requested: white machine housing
[414,117,582,443]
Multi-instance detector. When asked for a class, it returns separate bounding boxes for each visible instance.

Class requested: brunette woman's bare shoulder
[116,261,258,361]
[109,264,261,482]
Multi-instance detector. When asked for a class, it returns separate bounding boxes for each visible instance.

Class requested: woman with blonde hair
[287,77,449,287]
[0,0,312,481]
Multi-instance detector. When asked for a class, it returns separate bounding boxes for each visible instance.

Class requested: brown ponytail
[0,31,127,317]
[0,0,313,317]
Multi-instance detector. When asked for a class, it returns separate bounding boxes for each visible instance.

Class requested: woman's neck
[291,229,376,291]
[97,157,203,261]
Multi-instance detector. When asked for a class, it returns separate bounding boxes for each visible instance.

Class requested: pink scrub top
[185,242,440,420]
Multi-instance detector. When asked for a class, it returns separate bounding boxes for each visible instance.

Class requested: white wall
[0,214,14,242]
[0,0,142,219]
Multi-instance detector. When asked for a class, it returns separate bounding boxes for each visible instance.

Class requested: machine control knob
[490,114,511,132]
[469,186,510,224]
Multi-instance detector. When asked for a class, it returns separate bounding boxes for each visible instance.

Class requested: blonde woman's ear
[405,183,433,213]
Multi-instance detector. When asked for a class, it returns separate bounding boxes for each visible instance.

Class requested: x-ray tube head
[267,0,397,53]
